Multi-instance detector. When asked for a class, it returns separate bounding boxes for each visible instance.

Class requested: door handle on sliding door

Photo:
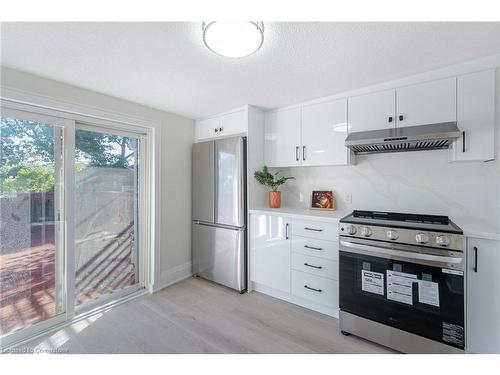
[473,246,478,272]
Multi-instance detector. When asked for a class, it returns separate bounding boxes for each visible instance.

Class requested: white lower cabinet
[466,237,500,353]
[291,270,338,308]
[250,212,339,317]
[291,237,339,260]
[249,213,291,293]
[292,218,339,241]
[291,252,338,280]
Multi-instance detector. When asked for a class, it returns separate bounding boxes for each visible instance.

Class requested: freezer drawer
[192,222,246,292]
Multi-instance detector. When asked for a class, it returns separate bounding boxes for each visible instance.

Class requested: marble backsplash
[272,149,500,235]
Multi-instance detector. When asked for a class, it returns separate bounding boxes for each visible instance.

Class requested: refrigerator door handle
[193,220,245,231]
[214,142,218,223]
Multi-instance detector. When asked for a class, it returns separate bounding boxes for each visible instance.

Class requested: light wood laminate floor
[21,277,395,354]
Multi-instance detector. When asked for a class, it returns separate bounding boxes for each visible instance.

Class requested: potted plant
[254,166,295,208]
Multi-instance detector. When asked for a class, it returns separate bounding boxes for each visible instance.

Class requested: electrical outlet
[345,192,352,204]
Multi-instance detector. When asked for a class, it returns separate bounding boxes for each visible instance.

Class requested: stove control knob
[436,235,451,247]
[360,226,372,237]
[415,232,430,244]
[387,230,399,240]
[346,225,357,235]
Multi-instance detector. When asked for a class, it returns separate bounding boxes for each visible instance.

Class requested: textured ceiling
[1,22,500,119]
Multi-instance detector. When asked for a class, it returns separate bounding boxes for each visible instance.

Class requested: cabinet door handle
[295,146,299,161]
[388,116,393,123]
[302,145,306,161]
[398,114,404,121]
[304,285,322,293]
[304,227,323,232]
[473,246,478,272]
[462,131,466,153]
[285,223,289,240]
[304,245,323,251]
[214,128,218,133]
[304,263,323,269]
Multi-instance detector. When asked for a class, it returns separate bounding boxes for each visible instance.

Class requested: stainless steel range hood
[345,122,460,155]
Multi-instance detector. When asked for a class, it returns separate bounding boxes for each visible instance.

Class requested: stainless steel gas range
[338,210,465,354]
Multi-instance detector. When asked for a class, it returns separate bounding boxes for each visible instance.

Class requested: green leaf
[254,166,295,192]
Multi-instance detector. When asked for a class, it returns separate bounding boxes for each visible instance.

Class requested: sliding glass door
[0,109,67,340]
[74,126,141,309]
[1,107,149,347]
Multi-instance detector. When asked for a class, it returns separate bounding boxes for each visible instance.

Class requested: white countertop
[461,229,500,241]
[249,207,500,241]
[248,207,349,223]
[451,218,500,241]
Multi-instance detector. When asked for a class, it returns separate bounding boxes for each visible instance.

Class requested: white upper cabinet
[396,77,456,127]
[264,108,302,167]
[263,67,495,166]
[195,117,221,141]
[195,109,247,141]
[220,110,247,135]
[348,89,396,132]
[466,237,500,353]
[452,69,495,162]
[301,99,349,166]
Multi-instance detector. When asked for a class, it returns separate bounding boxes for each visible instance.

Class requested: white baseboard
[154,261,192,292]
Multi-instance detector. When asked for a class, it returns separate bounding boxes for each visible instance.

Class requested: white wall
[273,64,500,236]
[0,67,195,290]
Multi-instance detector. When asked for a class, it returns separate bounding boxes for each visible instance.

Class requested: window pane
[74,128,139,306]
[0,116,64,336]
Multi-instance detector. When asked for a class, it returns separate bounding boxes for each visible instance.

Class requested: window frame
[73,122,147,315]
[0,98,156,350]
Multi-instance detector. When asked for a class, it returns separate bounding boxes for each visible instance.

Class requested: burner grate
[352,210,449,225]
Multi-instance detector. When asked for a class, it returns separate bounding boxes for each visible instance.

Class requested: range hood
[345,122,461,155]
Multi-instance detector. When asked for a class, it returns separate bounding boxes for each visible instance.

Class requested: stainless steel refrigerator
[192,136,246,292]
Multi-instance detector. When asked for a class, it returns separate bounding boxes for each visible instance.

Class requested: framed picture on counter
[310,190,334,210]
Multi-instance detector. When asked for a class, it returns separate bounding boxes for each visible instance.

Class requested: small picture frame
[310,191,335,210]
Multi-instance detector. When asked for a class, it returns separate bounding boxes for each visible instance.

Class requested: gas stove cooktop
[340,210,463,234]
[339,210,464,251]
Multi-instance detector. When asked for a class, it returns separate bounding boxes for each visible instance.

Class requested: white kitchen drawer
[291,219,338,241]
[291,237,338,260]
[291,253,338,280]
[291,270,338,308]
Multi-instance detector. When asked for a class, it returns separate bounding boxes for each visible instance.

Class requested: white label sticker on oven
[442,268,464,276]
[361,270,384,295]
[418,280,440,307]
[387,270,418,305]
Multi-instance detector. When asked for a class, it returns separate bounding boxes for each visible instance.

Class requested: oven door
[339,238,465,349]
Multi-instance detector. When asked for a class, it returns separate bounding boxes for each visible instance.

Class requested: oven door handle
[340,240,463,269]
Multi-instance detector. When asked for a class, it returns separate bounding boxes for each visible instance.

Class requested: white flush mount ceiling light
[202,22,264,58]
